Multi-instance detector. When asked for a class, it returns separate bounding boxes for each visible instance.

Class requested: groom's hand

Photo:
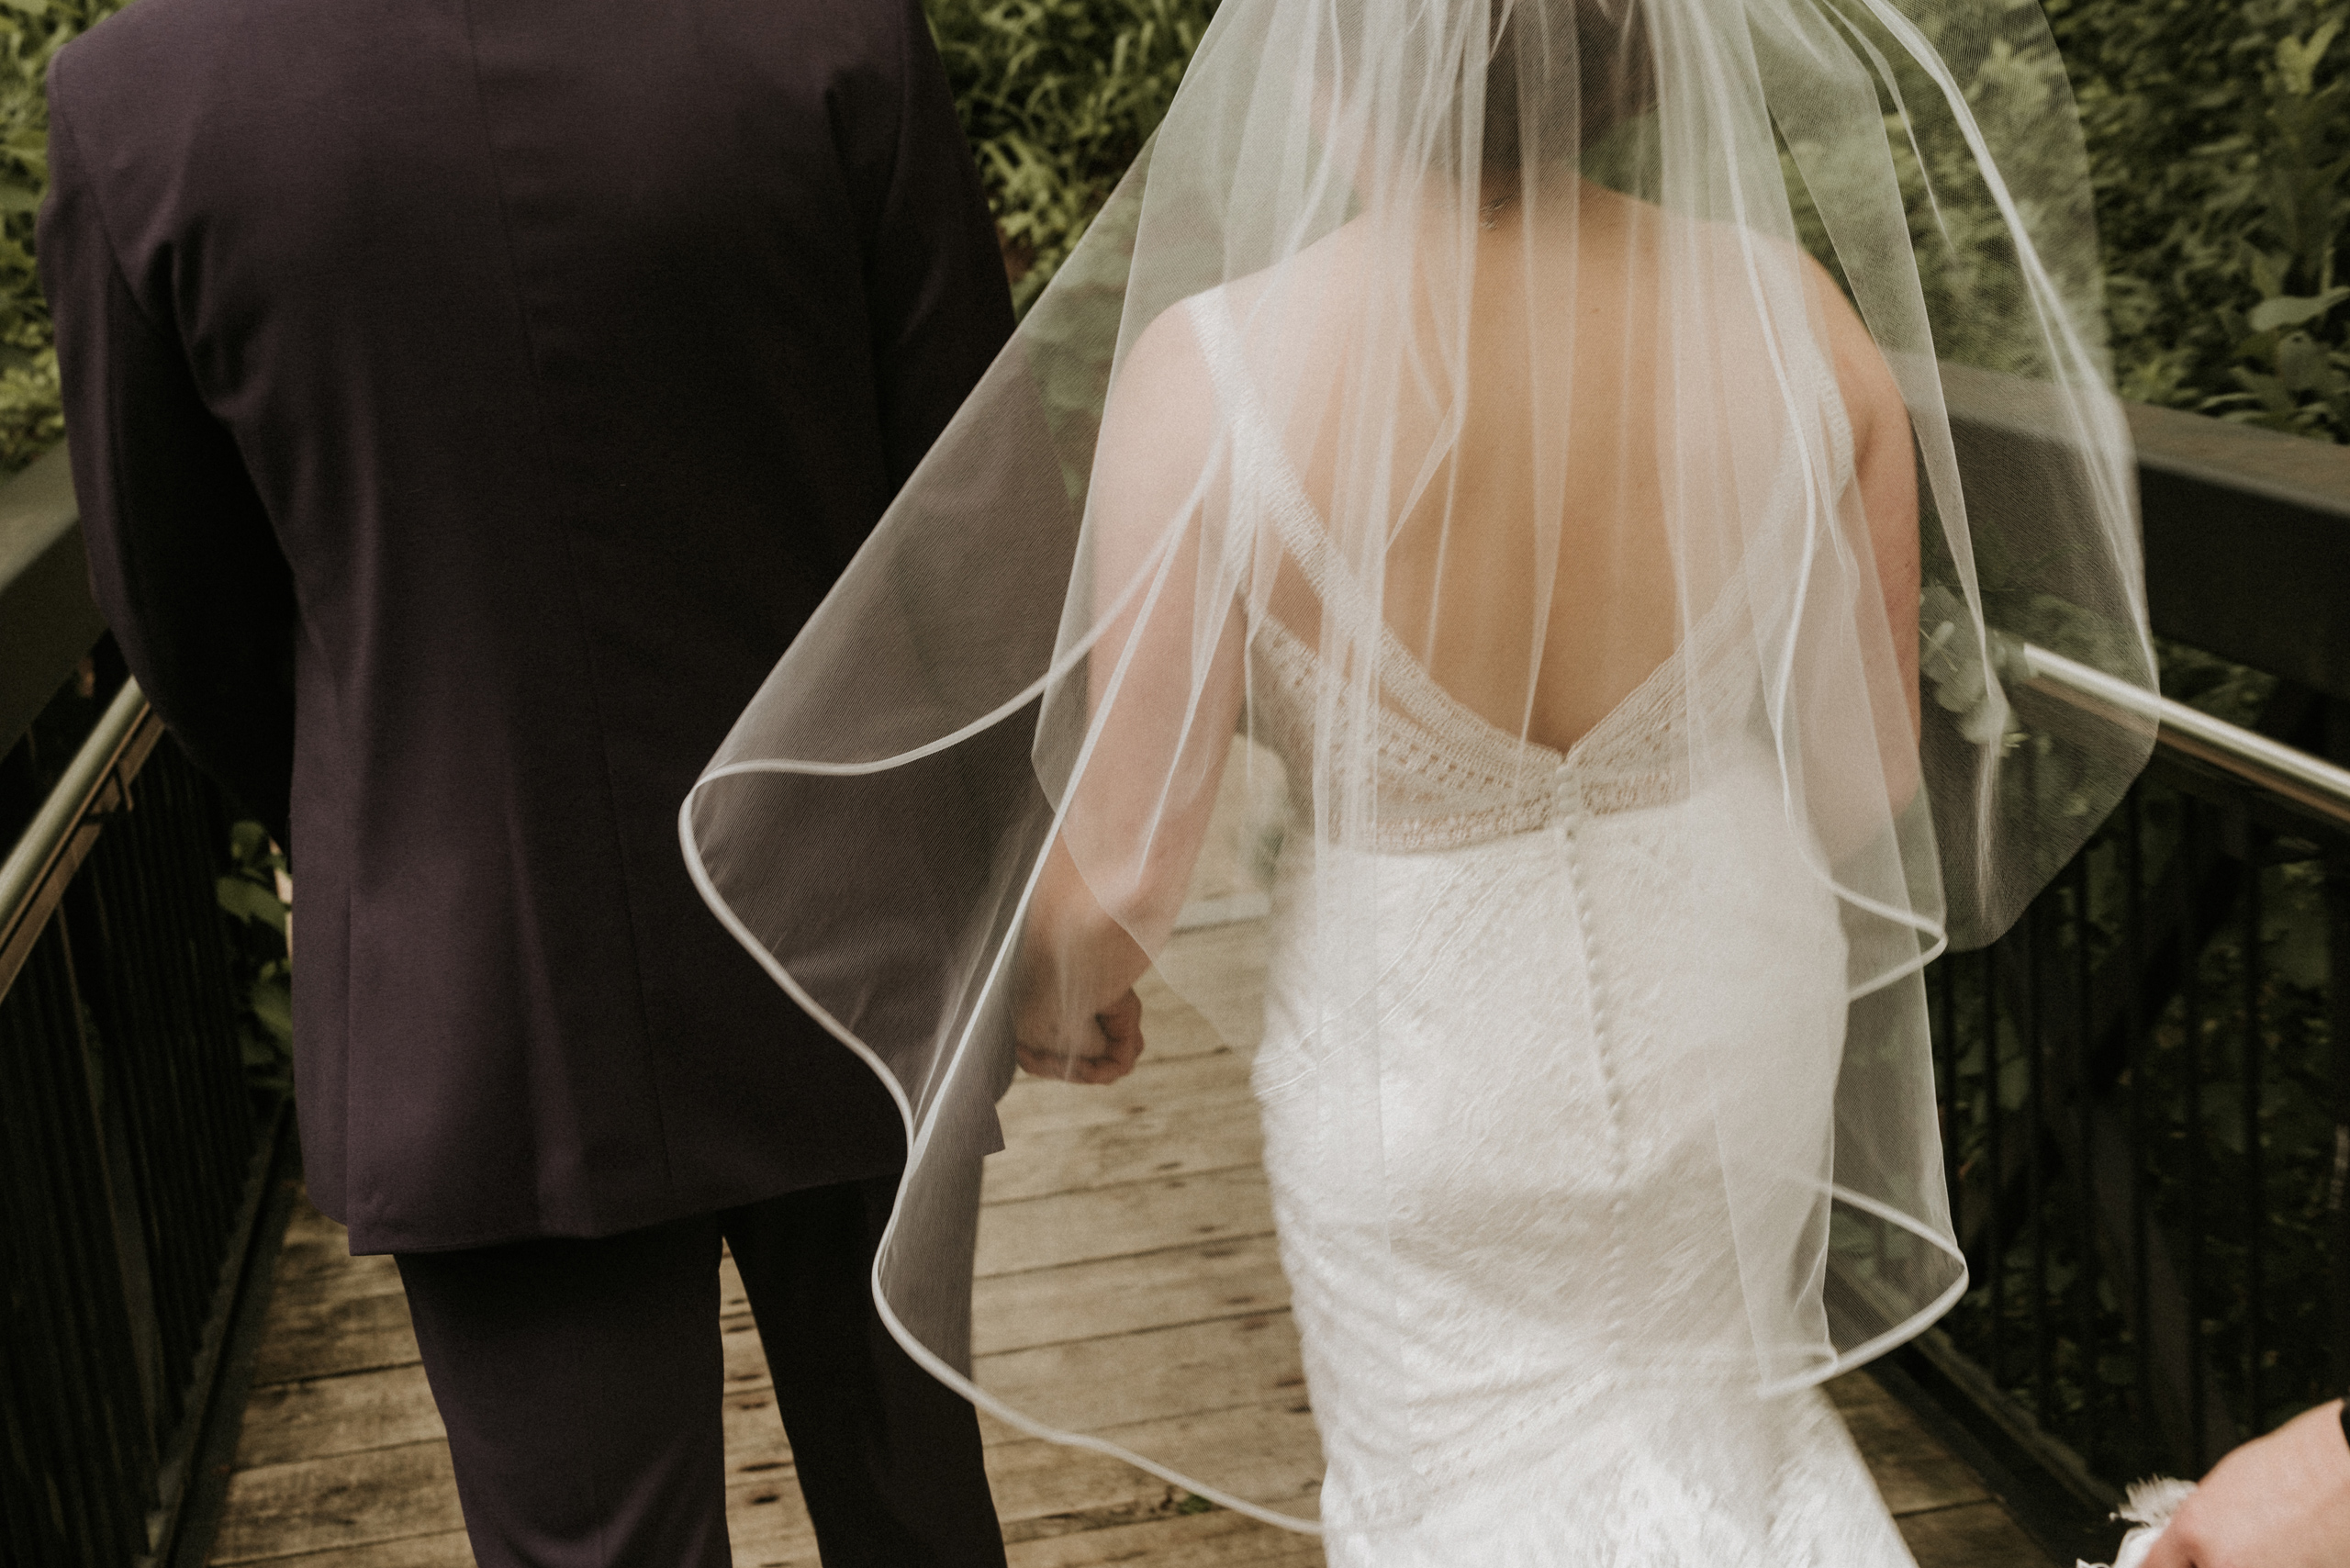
[1014,987,1146,1085]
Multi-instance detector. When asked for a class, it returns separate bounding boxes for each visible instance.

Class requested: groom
[39,0,1013,1563]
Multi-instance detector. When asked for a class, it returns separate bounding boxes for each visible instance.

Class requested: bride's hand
[1012,835,1156,1084]
[1014,985,1146,1084]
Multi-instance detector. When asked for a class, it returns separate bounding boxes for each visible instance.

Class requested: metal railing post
[1,680,282,1568]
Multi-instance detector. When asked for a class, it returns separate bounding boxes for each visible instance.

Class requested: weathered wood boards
[207,919,2052,1568]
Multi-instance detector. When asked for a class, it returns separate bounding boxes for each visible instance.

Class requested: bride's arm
[1807,258,1923,814]
[1013,304,1248,1083]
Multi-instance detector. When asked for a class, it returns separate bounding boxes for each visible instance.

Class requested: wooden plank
[218,1294,2031,1568]
[234,1312,780,1471]
[208,1439,464,1564]
[212,924,2055,1568]
[724,1406,1334,1567]
[976,1168,1274,1277]
[1826,1372,1994,1518]
[498,1400,1315,1568]
[974,1236,1289,1357]
[234,1365,442,1470]
[265,1248,404,1310]
[1125,978,1241,1064]
[978,1313,1306,1436]
[721,1470,819,1566]
[720,1250,747,1311]
[983,1401,1322,1530]
[982,1087,1264,1205]
[985,1008,1263,1205]
[719,1312,774,1388]
[994,1051,1258,1140]
[1147,918,1272,1055]
[1897,1500,2061,1568]
[260,1207,749,1313]
[724,1400,1349,1568]
[1004,1507,1324,1568]
[1174,743,1285,920]
[214,1441,818,1567]
[220,1528,476,1568]
[267,1206,394,1300]
[218,1406,802,1563]
[721,1396,1318,1567]
[720,1389,798,1482]
[250,1288,423,1386]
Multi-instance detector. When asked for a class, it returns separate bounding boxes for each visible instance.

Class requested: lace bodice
[1185,290,1840,853]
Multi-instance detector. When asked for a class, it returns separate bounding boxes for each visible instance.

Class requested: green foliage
[1778,0,2113,383]
[2047,0,2349,437]
[0,0,118,476]
[0,0,2331,455]
[216,817,294,1092]
[925,0,1215,313]
[927,0,2349,442]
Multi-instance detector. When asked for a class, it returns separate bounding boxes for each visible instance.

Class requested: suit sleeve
[862,0,1014,490]
[39,79,297,842]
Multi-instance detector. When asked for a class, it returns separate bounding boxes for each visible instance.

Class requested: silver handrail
[14,652,2350,974]
[2021,643,2350,828]
[0,677,159,997]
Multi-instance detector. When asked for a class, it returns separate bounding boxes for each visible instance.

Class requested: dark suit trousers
[395,1176,1005,1568]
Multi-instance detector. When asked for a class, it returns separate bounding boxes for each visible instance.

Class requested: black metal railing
[0,676,286,1568]
[1865,375,2350,1561]
[1901,651,2350,1556]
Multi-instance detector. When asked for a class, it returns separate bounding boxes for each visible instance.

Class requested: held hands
[1012,836,1155,1085]
[1013,984,1146,1084]
[2139,1400,2350,1568]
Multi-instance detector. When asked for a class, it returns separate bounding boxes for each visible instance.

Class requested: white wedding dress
[1191,292,1920,1566]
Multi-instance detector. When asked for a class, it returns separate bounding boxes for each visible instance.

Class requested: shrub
[0,0,2334,472]
[2047,0,2348,438]
[0,0,114,475]
[926,0,1214,313]
[927,0,2348,442]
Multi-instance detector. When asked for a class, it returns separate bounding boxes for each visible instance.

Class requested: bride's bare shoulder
[1095,314,1216,528]
[1111,224,1367,430]
[1792,251,1908,452]
[1662,201,1908,439]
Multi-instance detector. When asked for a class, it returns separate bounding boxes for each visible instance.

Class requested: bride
[685,0,2154,1561]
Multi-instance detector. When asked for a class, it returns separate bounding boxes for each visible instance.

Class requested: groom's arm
[856,0,1014,492]
[39,79,297,842]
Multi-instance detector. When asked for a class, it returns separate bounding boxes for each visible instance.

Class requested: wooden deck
[203,914,2054,1568]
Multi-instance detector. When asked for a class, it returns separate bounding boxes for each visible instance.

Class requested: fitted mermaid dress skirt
[1248,745,1920,1566]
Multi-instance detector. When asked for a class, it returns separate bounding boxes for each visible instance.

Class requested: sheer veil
[684,0,2153,1529]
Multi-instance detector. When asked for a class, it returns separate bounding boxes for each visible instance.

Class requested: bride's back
[1224,181,1819,757]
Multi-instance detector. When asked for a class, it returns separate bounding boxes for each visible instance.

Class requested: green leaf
[217,873,289,934]
[2248,287,2350,332]
[244,968,294,1046]
[2278,332,2347,395]
[2277,20,2343,98]
[230,818,272,862]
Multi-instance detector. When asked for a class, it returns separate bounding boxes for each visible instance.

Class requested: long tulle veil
[683,0,2153,1529]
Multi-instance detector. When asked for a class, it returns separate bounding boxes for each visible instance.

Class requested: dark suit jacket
[39,0,1013,1252]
